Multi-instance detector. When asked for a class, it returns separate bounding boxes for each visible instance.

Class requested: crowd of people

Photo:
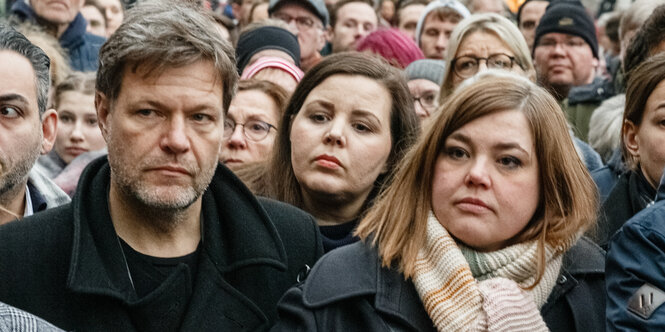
[0,0,664,330]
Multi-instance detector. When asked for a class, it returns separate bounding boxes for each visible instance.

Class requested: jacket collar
[302,241,434,331]
[66,157,288,302]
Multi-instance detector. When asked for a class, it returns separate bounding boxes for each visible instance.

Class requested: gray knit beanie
[405,59,446,85]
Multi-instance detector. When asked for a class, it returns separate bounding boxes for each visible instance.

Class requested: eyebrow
[0,93,30,105]
[306,100,383,124]
[448,132,530,155]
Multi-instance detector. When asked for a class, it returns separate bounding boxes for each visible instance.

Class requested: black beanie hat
[533,0,598,59]
[235,26,301,75]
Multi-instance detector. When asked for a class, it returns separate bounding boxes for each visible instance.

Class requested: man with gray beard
[0,23,69,224]
[0,1,322,330]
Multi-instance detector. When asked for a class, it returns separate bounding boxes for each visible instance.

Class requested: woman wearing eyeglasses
[438,13,536,103]
[239,53,419,253]
[436,13,603,171]
[219,79,288,170]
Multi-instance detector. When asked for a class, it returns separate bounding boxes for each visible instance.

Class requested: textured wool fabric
[240,56,305,82]
[405,59,446,85]
[235,26,301,75]
[412,212,561,331]
[533,0,598,58]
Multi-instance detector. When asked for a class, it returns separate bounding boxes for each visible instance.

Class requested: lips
[224,158,243,164]
[455,197,492,214]
[65,147,88,157]
[149,165,191,176]
[314,154,342,170]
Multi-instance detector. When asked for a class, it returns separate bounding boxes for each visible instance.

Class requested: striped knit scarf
[412,212,564,331]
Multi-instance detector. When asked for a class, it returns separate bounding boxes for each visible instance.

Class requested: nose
[226,125,247,149]
[478,61,489,73]
[323,119,346,147]
[160,115,191,155]
[286,20,299,35]
[464,157,491,188]
[69,120,84,142]
[435,34,447,51]
[414,100,428,118]
[551,42,566,56]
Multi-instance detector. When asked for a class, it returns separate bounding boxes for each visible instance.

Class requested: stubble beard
[107,142,217,233]
[0,141,41,207]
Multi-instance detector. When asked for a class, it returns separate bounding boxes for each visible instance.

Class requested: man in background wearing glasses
[532,0,614,142]
[269,0,328,71]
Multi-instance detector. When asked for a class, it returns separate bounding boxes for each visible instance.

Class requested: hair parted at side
[0,22,51,116]
[252,52,419,212]
[237,79,289,117]
[96,0,238,112]
[54,71,96,108]
[439,13,536,104]
[357,71,597,285]
[623,53,665,171]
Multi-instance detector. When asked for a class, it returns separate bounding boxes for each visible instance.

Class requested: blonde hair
[357,71,598,286]
[438,13,536,104]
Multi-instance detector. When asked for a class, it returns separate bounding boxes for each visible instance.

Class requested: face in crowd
[329,1,377,53]
[97,60,224,211]
[0,50,56,207]
[517,0,548,50]
[408,79,439,120]
[290,74,393,219]
[451,30,524,87]
[272,3,326,64]
[30,0,83,26]
[220,83,285,169]
[98,0,124,37]
[623,55,665,190]
[81,4,107,37]
[54,88,106,164]
[533,32,598,98]
[432,109,539,251]
[397,3,425,40]
[419,11,461,59]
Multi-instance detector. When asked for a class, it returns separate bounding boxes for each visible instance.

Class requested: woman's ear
[623,119,640,160]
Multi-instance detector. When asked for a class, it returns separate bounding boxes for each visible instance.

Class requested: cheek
[289,120,314,166]
[85,126,107,150]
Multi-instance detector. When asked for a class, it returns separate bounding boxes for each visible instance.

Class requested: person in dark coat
[272,72,605,331]
[0,2,322,330]
[9,0,105,71]
[594,54,665,249]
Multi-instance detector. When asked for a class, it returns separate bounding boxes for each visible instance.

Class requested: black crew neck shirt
[119,239,201,299]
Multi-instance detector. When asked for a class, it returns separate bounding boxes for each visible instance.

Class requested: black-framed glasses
[272,12,321,30]
[413,92,438,111]
[452,53,518,78]
[223,119,276,142]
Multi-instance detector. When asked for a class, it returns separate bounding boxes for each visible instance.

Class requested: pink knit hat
[240,57,305,82]
[355,28,424,69]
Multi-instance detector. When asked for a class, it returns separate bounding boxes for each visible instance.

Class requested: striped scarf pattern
[412,212,562,331]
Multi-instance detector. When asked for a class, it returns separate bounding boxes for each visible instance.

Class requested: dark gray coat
[0,157,323,331]
[272,237,605,332]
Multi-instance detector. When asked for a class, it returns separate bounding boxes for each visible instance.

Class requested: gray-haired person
[0,23,70,225]
[0,1,322,330]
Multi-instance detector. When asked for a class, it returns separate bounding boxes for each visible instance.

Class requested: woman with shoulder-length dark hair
[239,52,419,252]
[271,71,603,331]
